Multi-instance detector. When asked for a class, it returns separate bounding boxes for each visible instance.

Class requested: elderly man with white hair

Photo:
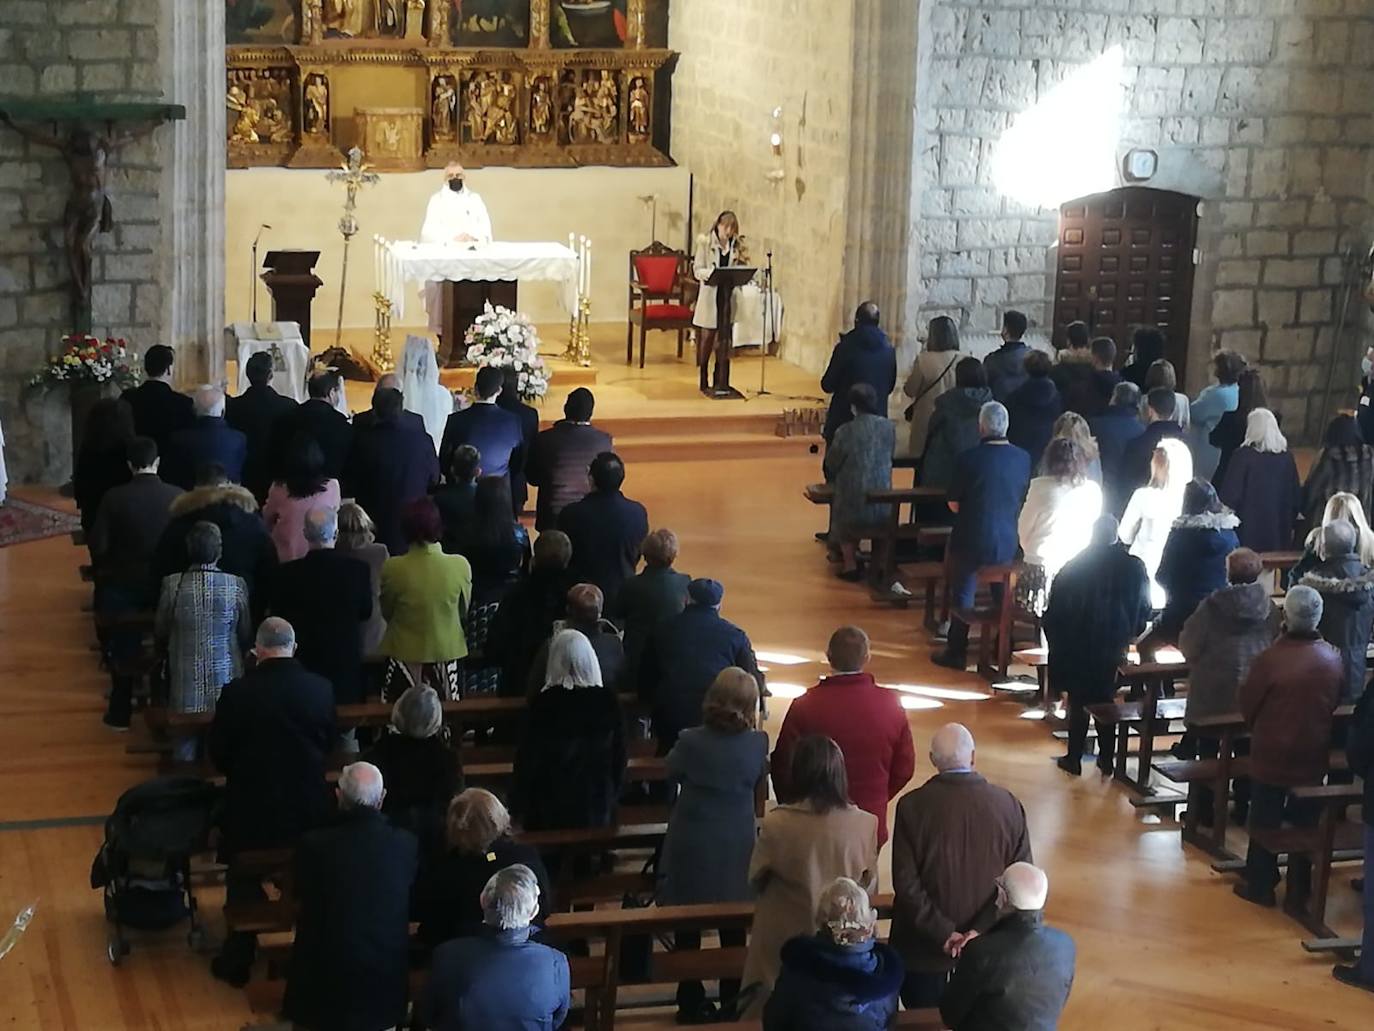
[762,876,903,1030]
[889,724,1031,1009]
[160,383,248,489]
[282,761,419,1031]
[1235,584,1344,909]
[939,862,1076,1031]
[209,617,338,987]
[933,401,1032,671]
[422,864,571,1031]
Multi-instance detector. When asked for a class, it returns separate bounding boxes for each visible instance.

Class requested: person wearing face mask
[420,162,495,336]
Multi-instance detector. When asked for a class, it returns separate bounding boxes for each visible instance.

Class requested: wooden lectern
[438,280,518,367]
[705,265,757,399]
[261,250,323,348]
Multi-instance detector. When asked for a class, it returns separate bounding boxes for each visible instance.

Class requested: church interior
[2,0,1374,1028]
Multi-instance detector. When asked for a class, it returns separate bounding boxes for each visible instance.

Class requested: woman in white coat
[1016,437,1103,616]
[692,211,742,392]
[1119,436,1193,608]
[399,335,454,452]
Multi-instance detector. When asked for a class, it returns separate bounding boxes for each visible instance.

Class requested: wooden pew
[1089,659,1190,798]
[1248,782,1365,938]
[865,485,947,589]
[952,563,1019,681]
[1152,705,1356,860]
[719,1012,943,1030]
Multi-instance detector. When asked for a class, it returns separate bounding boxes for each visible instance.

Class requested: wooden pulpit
[261,250,324,348]
[705,265,757,399]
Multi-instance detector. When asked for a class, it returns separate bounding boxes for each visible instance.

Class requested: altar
[381,239,579,363]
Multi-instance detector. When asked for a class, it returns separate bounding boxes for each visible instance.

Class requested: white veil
[399,335,453,450]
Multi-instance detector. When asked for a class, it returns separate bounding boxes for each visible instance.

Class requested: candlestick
[585,237,592,303]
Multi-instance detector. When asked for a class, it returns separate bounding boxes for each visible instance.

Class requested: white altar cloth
[226,322,311,401]
[383,241,579,321]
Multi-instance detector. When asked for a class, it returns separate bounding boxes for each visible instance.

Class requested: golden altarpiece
[225,0,674,171]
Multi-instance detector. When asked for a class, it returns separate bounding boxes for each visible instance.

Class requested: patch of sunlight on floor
[887,682,992,702]
[755,650,813,666]
[899,696,943,711]
[766,681,808,699]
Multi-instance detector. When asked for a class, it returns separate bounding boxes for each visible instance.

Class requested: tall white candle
[579,235,587,298]
[585,238,592,305]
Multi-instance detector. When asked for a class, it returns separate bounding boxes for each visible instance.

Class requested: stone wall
[914,0,1374,440]
[0,0,170,482]
[667,0,858,374]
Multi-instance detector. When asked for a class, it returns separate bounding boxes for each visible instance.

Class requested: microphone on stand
[251,224,272,322]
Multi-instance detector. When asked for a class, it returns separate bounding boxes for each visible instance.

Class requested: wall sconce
[766,105,785,183]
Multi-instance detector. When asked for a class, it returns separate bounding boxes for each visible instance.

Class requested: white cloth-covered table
[226,322,311,401]
[382,240,580,322]
[732,283,785,350]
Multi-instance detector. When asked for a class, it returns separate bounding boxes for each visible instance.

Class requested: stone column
[161,0,227,387]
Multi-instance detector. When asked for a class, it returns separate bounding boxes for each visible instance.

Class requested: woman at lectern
[693,210,742,392]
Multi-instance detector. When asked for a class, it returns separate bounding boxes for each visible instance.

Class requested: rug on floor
[0,497,81,548]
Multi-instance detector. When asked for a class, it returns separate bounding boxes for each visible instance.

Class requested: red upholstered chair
[627,241,697,368]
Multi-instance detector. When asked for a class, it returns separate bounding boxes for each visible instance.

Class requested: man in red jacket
[1235,585,1343,908]
[771,626,916,845]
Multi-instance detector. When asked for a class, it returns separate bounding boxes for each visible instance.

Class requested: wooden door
[1053,187,1199,377]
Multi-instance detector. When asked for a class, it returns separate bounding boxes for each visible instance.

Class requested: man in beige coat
[890,724,1032,1010]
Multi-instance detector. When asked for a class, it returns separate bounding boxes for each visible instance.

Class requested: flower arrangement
[463,303,550,401]
[30,335,139,390]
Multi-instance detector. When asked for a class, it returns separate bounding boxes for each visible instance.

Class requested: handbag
[903,355,960,421]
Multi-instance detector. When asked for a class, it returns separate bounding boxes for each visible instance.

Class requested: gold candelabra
[372,291,396,373]
[564,294,592,367]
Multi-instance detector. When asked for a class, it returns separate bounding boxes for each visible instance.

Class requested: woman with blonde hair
[1288,491,1374,585]
[692,210,743,393]
[659,668,769,1021]
[415,788,553,951]
[1041,410,1102,483]
[1119,436,1193,607]
[1216,407,1300,553]
[337,502,389,656]
[762,877,902,1031]
[1016,438,1103,616]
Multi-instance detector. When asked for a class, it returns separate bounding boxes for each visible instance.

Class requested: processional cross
[326,146,380,349]
[0,100,184,334]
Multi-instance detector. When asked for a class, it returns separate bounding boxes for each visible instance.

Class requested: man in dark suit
[527,387,613,530]
[982,310,1032,403]
[498,365,541,512]
[353,372,426,435]
[88,436,184,729]
[160,386,248,489]
[120,343,193,450]
[273,371,354,481]
[344,387,440,555]
[439,366,524,481]
[226,351,297,500]
[1120,388,1186,499]
[557,451,649,605]
[933,402,1032,671]
[939,863,1075,1029]
[820,301,897,444]
[639,578,760,749]
[267,507,373,714]
[282,761,417,1031]
[209,617,336,986]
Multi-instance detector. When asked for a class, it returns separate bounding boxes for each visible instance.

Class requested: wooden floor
[0,452,1369,1030]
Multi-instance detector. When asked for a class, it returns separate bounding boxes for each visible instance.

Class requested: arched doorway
[1052,187,1200,377]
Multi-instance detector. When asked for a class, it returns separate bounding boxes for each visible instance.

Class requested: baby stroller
[90,776,221,965]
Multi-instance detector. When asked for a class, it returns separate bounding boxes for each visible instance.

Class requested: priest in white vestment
[420,162,494,334]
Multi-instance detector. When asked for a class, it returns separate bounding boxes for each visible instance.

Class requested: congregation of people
[74,339,1089,1029]
[819,304,1374,998]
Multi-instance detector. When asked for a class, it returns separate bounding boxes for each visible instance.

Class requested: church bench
[865,486,947,588]
[951,563,1019,681]
[1246,782,1365,938]
[1098,660,1190,797]
[1258,550,1303,596]
[717,1012,944,1030]
[1153,706,1356,859]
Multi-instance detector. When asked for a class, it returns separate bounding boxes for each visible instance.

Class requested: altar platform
[329,323,827,463]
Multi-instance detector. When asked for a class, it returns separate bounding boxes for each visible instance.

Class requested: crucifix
[326,145,380,349]
[0,100,184,334]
